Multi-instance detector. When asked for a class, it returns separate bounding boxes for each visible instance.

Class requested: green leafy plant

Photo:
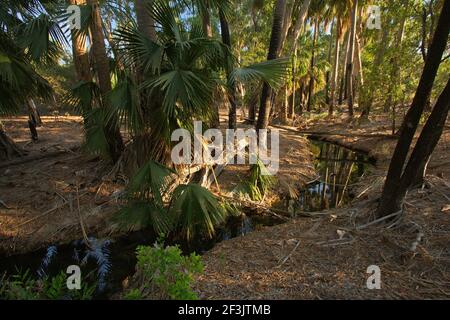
[113,160,175,234]
[169,184,228,240]
[124,243,203,300]
[0,270,95,300]
[114,160,230,241]
[235,159,275,201]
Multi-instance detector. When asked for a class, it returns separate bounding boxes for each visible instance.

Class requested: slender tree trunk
[201,2,213,37]
[329,17,341,116]
[219,10,237,129]
[256,0,287,130]
[346,0,358,117]
[291,0,311,49]
[307,18,319,112]
[339,32,351,105]
[325,20,335,106]
[377,0,450,218]
[279,0,294,53]
[411,79,450,186]
[88,0,124,162]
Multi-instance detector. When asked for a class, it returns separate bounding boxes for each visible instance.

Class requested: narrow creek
[0,138,375,298]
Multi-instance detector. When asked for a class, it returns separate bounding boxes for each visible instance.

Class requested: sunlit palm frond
[18,14,67,64]
[230,58,290,89]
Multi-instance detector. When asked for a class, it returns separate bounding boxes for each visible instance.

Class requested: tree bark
[329,17,341,116]
[377,0,450,218]
[339,31,350,105]
[201,2,213,38]
[346,0,358,117]
[69,0,92,83]
[307,18,319,112]
[135,0,156,41]
[256,0,287,130]
[88,0,124,162]
[219,10,237,129]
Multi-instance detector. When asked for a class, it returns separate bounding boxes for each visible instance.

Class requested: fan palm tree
[256,0,287,130]
[0,0,64,160]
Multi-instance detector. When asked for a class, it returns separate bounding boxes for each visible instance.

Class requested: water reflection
[295,140,374,212]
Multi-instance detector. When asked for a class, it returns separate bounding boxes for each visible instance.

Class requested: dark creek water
[0,139,374,299]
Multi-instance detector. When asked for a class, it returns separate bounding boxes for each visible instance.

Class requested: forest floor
[0,113,317,255]
[0,116,123,254]
[194,111,450,299]
[1,111,449,299]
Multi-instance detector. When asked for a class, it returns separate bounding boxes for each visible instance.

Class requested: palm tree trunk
[325,20,335,106]
[339,31,350,105]
[256,0,287,130]
[135,0,156,41]
[69,0,91,82]
[201,2,213,37]
[329,17,341,116]
[307,18,319,112]
[377,0,450,218]
[88,0,124,162]
[346,0,358,117]
[219,10,237,129]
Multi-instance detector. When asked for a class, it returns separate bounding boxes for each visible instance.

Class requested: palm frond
[127,159,175,206]
[107,75,144,135]
[230,58,290,89]
[113,201,172,234]
[169,184,228,240]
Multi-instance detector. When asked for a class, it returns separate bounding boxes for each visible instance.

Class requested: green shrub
[0,270,95,300]
[125,243,203,300]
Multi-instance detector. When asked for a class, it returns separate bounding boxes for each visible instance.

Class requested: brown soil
[194,113,450,299]
[0,116,125,255]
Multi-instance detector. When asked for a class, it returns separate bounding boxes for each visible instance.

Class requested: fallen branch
[275,240,300,268]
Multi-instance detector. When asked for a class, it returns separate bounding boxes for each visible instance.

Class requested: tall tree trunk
[307,18,319,112]
[201,2,213,37]
[256,0,287,130]
[410,78,450,186]
[279,0,295,53]
[339,32,351,105]
[346,0,358,117]
[325,20,335,106]
[329,17,341,116]
[288,0,311,116]
[291,0,311,51]
[135,0,156,41]
[69,0,91,83]
[88,0,124,162]
[377,0,450,218]
[219,10,237,129]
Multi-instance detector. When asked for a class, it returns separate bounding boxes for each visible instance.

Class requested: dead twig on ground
[275,240,300,268]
